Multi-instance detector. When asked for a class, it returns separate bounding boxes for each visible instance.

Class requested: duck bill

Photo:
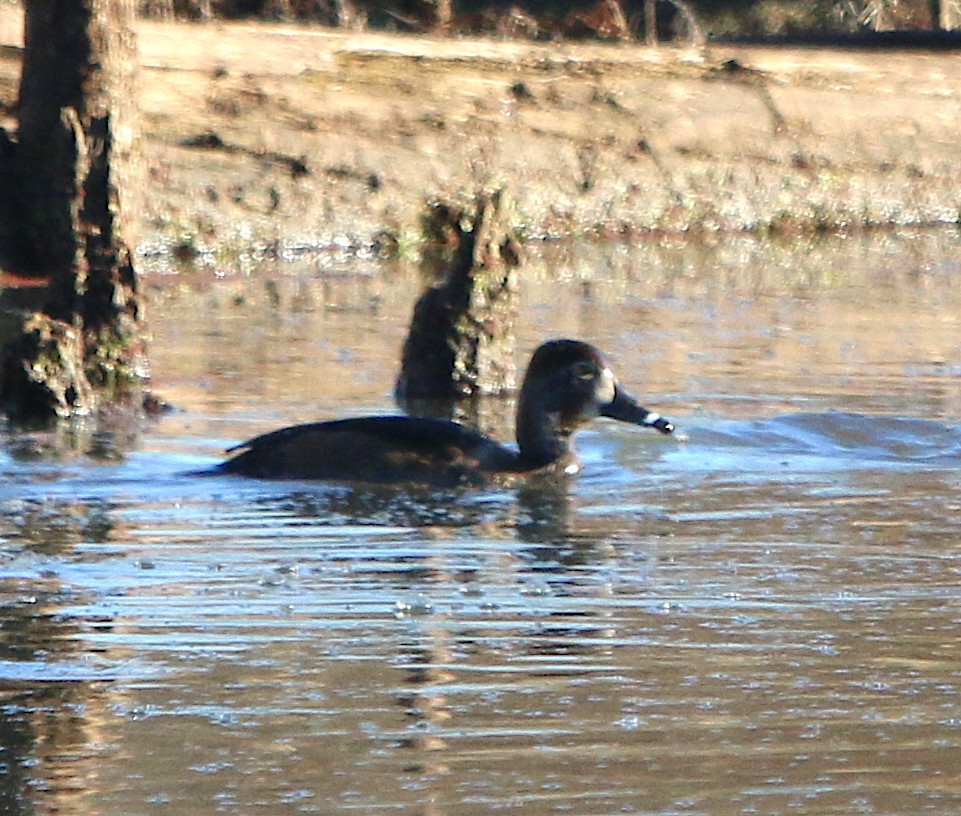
[601,385,674,435]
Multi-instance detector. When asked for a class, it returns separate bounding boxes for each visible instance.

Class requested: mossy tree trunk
[395,188,522,420]
[0,0,147,419]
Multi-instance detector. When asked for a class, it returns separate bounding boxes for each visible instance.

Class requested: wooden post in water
[0,0,147,419]
[395,188,523,420]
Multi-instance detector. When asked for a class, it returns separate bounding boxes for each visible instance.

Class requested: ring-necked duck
[214,339,673,486]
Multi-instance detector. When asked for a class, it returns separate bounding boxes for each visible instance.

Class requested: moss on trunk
[0,0,147,420]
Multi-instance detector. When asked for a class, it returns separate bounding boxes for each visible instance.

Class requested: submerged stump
[0,312,95,419]
[0,0,147,420]
[395,188,523,418]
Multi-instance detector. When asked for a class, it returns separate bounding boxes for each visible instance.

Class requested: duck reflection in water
[214,339,674,487]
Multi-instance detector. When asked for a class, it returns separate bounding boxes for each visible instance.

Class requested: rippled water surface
[2,231,961,815]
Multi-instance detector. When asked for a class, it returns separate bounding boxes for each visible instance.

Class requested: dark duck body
[215,339,674,486]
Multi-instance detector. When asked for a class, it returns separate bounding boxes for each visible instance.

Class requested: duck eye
[571,361,596,381]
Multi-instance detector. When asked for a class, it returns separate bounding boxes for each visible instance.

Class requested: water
[2,229,961,815]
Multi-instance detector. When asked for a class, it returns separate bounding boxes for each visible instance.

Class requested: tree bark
[395,188,522,421]
[1,0,146,419]
[644,0,657,44]
[929,0,958,29]
[431,0,452,30]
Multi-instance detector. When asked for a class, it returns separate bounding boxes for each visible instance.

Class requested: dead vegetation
[2,8,961,261]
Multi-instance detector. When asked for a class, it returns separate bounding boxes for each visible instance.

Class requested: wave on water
[667,412,961,473]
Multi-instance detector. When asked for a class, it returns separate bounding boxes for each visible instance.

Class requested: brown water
[2,229,961,815]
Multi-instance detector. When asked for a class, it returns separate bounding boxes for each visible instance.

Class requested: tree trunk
[395,188,522,421]
[644,0,657,44]
[1,0,146,419]
[432,0,452,30]
[929,0,958,29]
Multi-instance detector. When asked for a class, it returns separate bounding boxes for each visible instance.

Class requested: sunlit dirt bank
[1,6,961,258]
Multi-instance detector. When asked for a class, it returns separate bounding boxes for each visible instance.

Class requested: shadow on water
[2,230,961,814]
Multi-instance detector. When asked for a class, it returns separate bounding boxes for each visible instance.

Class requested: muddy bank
[1,9,961,257]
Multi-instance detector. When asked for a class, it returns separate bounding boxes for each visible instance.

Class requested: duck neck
[515,396,573,470]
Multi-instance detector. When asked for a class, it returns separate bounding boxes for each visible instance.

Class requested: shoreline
[2,10,961,259]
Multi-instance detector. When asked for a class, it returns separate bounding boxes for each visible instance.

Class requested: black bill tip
[648,415,674,435]
[601,385,675,435]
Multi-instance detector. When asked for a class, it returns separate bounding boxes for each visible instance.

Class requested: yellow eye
[572,361,596,381]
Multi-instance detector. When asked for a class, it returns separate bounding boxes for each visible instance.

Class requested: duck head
[515,339,673,469]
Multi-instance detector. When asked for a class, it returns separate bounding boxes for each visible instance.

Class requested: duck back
[216,416,520,486]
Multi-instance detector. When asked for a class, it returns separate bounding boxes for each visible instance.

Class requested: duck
[213,339,674,486]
